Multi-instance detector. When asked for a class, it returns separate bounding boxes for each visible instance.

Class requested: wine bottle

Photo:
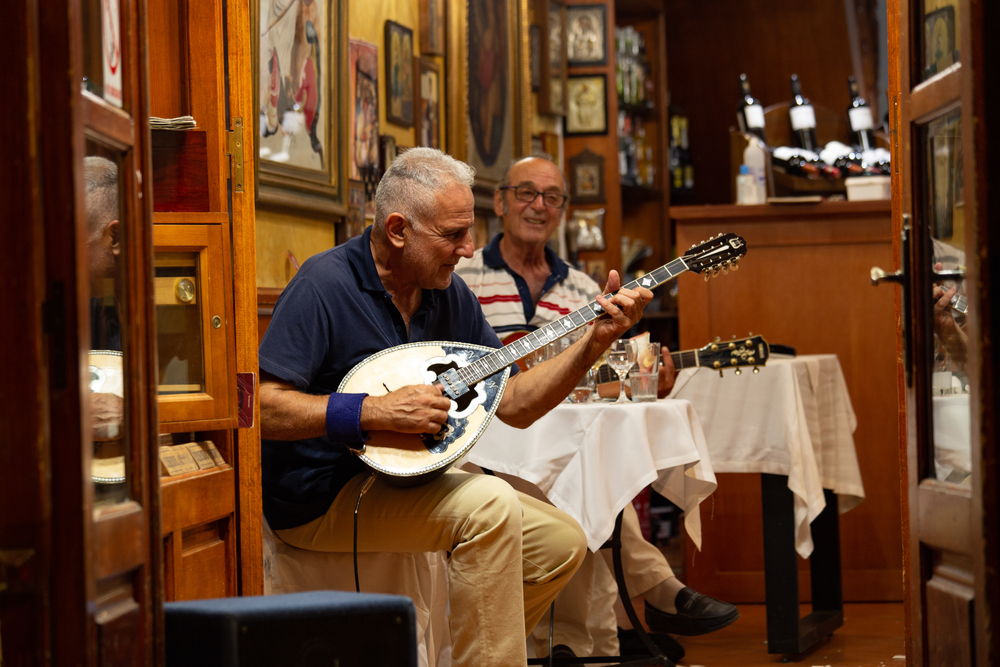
[670,114,683,192]
[847,76,876,152]
[788,74,818,152]
[680,117,694,191]
[737,74,766,142]
[772,146,821,178]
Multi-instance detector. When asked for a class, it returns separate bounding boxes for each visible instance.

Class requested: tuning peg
[719,370,724,378]
[734,368,742,375]
[721,263,729,275]
[753,367,760,374]
[732,334,737,340]
[730,262,739,272]
[714,336,721,343]
[704,273,711,282]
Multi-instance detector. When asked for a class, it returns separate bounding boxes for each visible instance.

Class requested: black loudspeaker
[165,591,418,667]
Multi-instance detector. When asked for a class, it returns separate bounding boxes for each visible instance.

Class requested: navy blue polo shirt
[259,226,509,530]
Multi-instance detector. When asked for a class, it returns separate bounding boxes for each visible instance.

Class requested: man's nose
[457,230,475,258]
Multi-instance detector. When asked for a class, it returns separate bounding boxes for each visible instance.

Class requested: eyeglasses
[500,186,567,209]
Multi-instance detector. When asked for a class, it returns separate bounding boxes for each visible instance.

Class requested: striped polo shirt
[456,233,600,341]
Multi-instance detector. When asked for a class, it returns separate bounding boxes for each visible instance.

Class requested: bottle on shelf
[670,113,683,192]
[737,73,766,143]
[788,74,818,152]
[771,146,821,178]
[847,76,876,152]
[618,111,630,185]
[680,116,694,191]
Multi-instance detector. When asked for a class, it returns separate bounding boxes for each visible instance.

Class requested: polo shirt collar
[346,225,439,309]
[483,232,570,285]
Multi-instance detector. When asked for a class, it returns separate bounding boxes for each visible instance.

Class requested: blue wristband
[325,393,368,444]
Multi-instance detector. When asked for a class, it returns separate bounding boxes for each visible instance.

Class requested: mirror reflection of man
[85,156,124,441]
[456,155,738,663]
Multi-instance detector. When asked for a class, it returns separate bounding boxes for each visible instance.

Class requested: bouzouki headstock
[683,233,748,281]
[695,334,770,376]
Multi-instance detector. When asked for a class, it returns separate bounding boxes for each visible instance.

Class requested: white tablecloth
[465,399,718,552]
[669,354,865,558]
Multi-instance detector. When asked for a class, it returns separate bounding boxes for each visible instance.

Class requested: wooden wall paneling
[674,202,903,602]
[226,0,264,597]
[186,0,227,212]
[664,0,877,206]
[147,0,188,118]
[0,0,48,662]
[179,520,234,600]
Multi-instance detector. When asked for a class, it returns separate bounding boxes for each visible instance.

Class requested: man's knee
[457,474,523,536]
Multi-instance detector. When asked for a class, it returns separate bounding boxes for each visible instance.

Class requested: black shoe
[617,627,685,663]
[548,644,583,666]
[644,587,740,636]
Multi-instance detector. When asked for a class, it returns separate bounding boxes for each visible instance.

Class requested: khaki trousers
[277,470,587,667]
[532,501,675,657]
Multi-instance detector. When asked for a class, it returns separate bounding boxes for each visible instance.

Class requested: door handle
[871,217,913,386]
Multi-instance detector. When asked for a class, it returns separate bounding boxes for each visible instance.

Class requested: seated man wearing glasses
[456,155,738,663]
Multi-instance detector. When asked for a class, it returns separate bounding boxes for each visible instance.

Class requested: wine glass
[606,339,637,404]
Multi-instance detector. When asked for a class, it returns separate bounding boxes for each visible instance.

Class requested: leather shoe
[644,587,740,636]
[617,627,685,663]
[547,644,583,666]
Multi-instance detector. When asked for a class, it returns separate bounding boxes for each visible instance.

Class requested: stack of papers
[149,116,198,130]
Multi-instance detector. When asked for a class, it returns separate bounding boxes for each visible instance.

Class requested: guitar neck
[456,257,692,386]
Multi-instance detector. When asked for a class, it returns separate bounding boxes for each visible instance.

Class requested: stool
[164,590,417,667]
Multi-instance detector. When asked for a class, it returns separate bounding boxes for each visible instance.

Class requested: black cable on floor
[353,472,378,593]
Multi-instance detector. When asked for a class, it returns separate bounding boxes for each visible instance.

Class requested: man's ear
[493,188,506,217]
[384,212,409,249]
[107,220,121,257]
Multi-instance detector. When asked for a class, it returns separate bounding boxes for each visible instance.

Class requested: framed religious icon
[923,5,957,79]
[415,57,441,149]
[348,39,379,183]
[565,74,607,135]
[529,24,541,92]
[254,0,347,212]
[566,4,606,66]
[419,0,445,56]
[385,20,415,127]
[538,0,567,116]
[568,148,605,204]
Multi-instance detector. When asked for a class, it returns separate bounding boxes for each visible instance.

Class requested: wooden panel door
[887,0,999,662]
[675,202,902,603]
[147,0,261,599]
[1,0,163,663]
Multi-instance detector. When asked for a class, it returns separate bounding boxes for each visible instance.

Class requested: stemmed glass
[606,339,637,404]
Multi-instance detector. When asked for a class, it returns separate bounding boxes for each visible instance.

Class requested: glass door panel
[919,0,961,82]
[155,252,206,395]
[84,140,130,505]
[920,109,971,484]
[82,0,126,108]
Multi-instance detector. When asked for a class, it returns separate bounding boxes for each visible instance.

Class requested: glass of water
[606,339,637,404]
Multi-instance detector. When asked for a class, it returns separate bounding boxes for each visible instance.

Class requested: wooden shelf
[670,199,890,221]
[621,183,664,202]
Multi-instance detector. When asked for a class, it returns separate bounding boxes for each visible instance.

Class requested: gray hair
[496,153,570,210]
[84,156,119,232]
[374,147,476,232]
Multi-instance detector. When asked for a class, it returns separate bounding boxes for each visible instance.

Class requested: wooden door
[147,0,261,599]
[1,0,163,663]
[887,0,999,662]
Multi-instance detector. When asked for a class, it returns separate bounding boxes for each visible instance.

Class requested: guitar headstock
[683,233,748,280]
[696,334,770,376]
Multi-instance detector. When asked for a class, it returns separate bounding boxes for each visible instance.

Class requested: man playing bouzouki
[258,148,651,667]
[456,155,739,663]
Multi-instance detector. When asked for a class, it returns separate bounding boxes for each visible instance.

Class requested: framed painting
[379,134,398,178]
[538,0,567,116]
[253,0,348,214]
[565,74,607,135]
[566,4,606,66]
[529,24,541,92]
[568,148,605,204]
[419,0,445,56]
[923,5,957,79]
[348,39,379,184]
[415,57,441,149]
[385,21,415,127]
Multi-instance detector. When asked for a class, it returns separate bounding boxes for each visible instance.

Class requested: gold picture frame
[537,0,567,116]
[252,0,349,215]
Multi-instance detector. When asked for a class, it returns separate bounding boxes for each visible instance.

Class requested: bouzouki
[339,233,748,485]
[593,334,772,386]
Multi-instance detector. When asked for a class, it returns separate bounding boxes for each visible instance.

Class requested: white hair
[374,147,476,232]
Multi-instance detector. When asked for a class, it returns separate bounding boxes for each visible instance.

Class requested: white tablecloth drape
[669,353,865,558]
[465,399,718,553]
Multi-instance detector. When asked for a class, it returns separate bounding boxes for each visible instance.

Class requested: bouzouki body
[339,233,749,485]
